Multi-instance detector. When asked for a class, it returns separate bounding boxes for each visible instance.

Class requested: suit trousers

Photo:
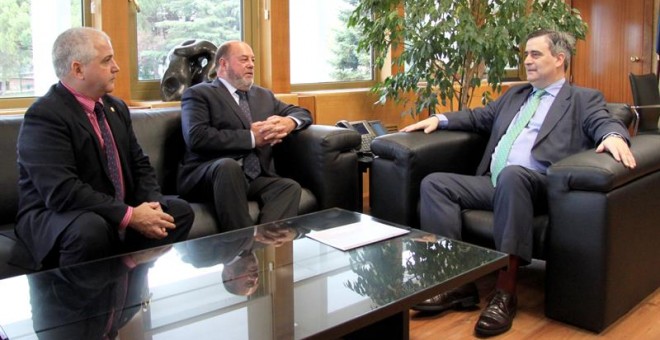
[419,166,547,262]
[186,158,301,232]
[53,196,193,268]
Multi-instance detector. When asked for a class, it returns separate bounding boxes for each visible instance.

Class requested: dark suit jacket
[178,78,313,191]
[445,82,630,175]
[15,82,163,267]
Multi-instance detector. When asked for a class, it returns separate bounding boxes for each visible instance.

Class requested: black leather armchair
[369,103,660,332]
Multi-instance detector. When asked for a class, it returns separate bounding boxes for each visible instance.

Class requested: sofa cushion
[131,108,185,195]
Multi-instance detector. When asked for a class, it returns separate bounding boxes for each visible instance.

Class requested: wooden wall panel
[275,93,299,105]
[302,90,416,130]
[435,83,512,112]
[571,0,654,104]
[100,1,132,101]
[258,0,291,93]
[130,93,297,111]
[299,85,510,130]
[298,95,317,123]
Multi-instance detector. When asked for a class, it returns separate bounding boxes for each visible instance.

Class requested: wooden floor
[408,260,660,339]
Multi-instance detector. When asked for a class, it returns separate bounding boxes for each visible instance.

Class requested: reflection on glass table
[0,208,507,340]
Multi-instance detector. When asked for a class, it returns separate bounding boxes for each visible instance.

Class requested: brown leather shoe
[412,282,479,312]
[474,290,517,337]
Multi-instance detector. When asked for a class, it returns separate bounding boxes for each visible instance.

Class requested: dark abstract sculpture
[160,39,218,101]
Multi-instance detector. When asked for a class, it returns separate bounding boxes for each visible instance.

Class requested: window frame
[0,1,92,111]
[128,0,259,102]
[288,0,377,92]
[290,79,377,92]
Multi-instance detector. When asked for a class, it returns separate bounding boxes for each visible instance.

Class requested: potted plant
[348,0,588,117]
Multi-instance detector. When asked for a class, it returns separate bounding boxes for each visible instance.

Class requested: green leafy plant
[348,0,588,117]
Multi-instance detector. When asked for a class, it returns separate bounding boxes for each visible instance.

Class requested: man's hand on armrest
[596,135,637,169]
[400,115,441,134]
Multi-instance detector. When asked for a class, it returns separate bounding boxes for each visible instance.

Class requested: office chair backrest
[628,73,660,134]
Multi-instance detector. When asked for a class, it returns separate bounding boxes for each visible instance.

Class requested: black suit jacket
[445,82,630,175]
[15,82,163,267]
[178,78,312,190]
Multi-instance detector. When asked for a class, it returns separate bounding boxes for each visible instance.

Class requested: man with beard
[178,41,312,232]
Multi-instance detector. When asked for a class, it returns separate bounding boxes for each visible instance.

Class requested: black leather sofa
[369,103,660,332]
[0,107,361,279]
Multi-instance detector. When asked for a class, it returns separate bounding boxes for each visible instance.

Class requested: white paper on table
[306,220,410,251]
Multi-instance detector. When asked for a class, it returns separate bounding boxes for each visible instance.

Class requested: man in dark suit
[400,29,636,337]
[15,27,193,270]
[178,40,313,232]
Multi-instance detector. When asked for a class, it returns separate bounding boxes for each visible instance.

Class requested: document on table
[306,220,410,251]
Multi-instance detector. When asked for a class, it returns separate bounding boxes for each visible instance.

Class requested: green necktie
[490,89,546,186]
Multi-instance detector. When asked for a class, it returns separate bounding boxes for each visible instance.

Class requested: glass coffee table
[0,208,507,339]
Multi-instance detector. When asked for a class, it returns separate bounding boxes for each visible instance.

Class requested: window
[0,0,86,104]
[136,0,243,82]
[132,0,246,100]
[289,0,373,90]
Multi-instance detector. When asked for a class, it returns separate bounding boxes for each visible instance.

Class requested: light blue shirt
[217,77,243,106]
[499,78,565,174]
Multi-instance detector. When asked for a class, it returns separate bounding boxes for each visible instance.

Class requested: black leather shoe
[412,282,479,312]
[474,290,517,337]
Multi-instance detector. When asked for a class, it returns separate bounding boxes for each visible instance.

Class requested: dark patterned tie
[94,102,124,200]
[236,90,261,179]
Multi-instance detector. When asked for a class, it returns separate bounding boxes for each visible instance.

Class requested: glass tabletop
[0,208,507,340]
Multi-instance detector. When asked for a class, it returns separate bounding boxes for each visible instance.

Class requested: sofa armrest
[545,134,660,331]
[370,130,487,227]
[274,125,361,211]
[547,134,660,192]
